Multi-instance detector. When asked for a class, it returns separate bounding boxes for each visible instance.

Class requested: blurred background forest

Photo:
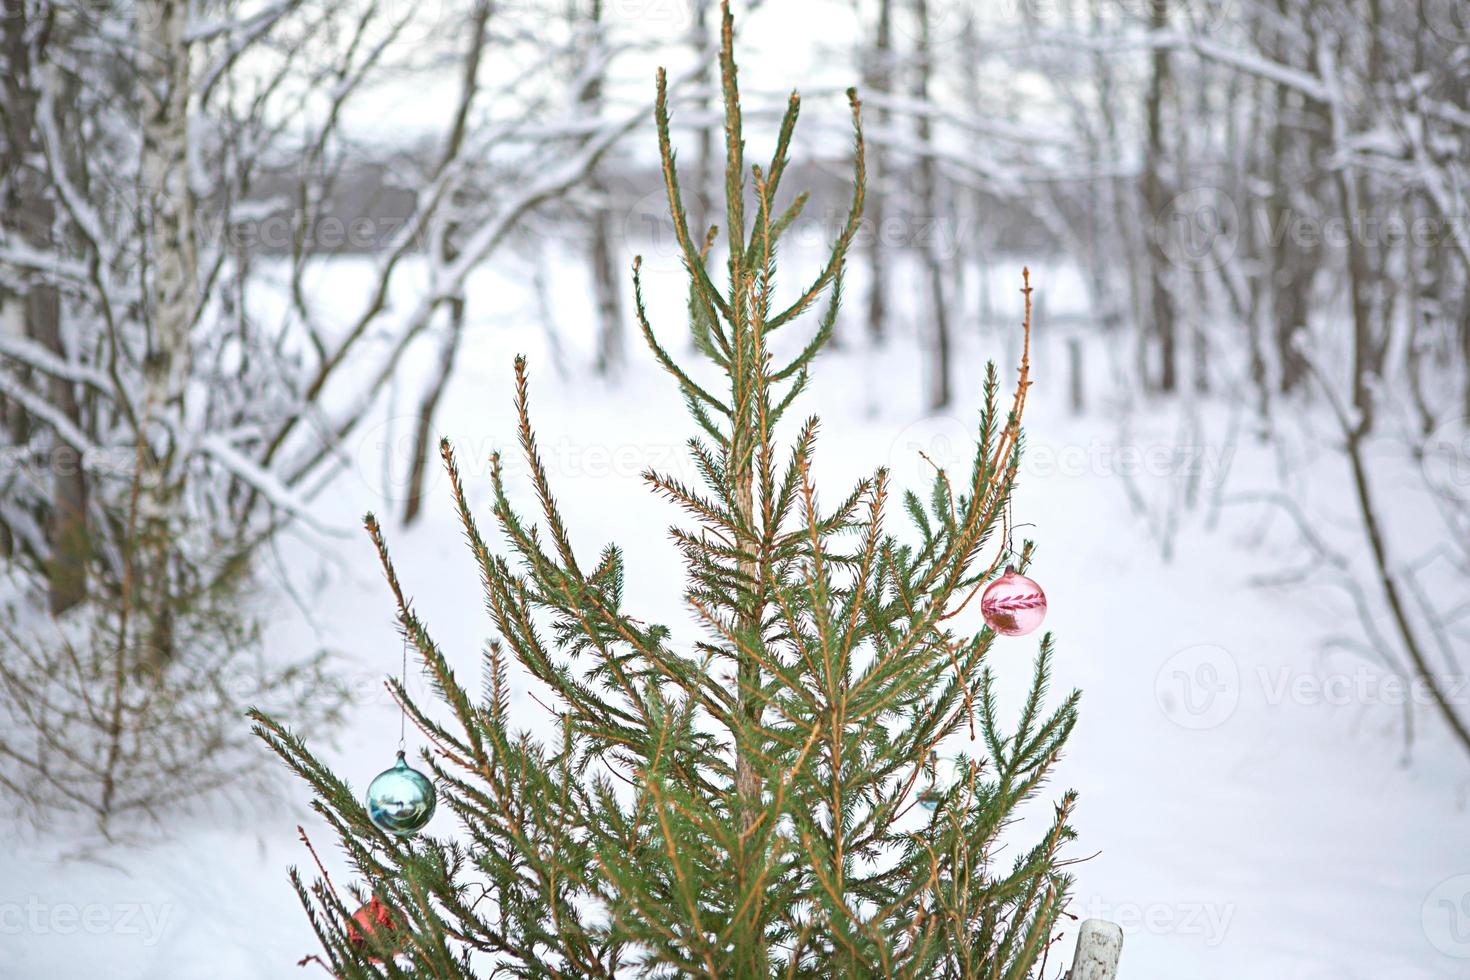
[2,0,1469,975]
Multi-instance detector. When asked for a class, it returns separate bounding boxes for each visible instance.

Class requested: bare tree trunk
[1461,302,1470,421]
[1336,15,1383,434]
[1091,0,1135,335]
[136,0,196,661]
[0,294,22,560]
[1270,0,1329,396]
[1402,196,1434,436]
[1141,0,1176,393]
[1186,57,1210,395]
[138,0,197,441]
[403,294,465,526]
[401,0,492,524]
[2,0,88,613]
[1068,336,1085,415]
[913,0,950,410]
[865,0,892,346]
[591,196,622,375]
[1239,67,1271,418]
[582,0,623,377]
[32,285,89,614]
[1267,92,1317,394]
[533,243,571,378]
[689,0,715,243]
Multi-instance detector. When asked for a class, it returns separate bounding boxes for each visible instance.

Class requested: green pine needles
[252,3,1080,976]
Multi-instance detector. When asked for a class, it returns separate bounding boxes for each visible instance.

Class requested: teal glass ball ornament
[366,751,436,836]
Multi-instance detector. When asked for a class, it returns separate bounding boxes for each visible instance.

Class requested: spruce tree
[253,4,1080,974]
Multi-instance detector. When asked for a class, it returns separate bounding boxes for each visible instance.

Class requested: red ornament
[347,896,402,961]
[980,567,1047,637]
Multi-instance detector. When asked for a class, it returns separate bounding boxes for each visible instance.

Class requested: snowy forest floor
[2,253,1466,979]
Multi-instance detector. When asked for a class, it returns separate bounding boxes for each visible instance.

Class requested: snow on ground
[2,251,1466,978]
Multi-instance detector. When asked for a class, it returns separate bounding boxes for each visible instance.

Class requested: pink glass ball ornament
[980,566,1047,637]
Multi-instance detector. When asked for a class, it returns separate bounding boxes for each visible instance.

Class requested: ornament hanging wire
[365,630,438,837]
[1003,490,1034,567]
[398,633,409,753]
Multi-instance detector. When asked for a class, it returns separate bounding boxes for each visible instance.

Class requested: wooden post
[1068,918,1123,979]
